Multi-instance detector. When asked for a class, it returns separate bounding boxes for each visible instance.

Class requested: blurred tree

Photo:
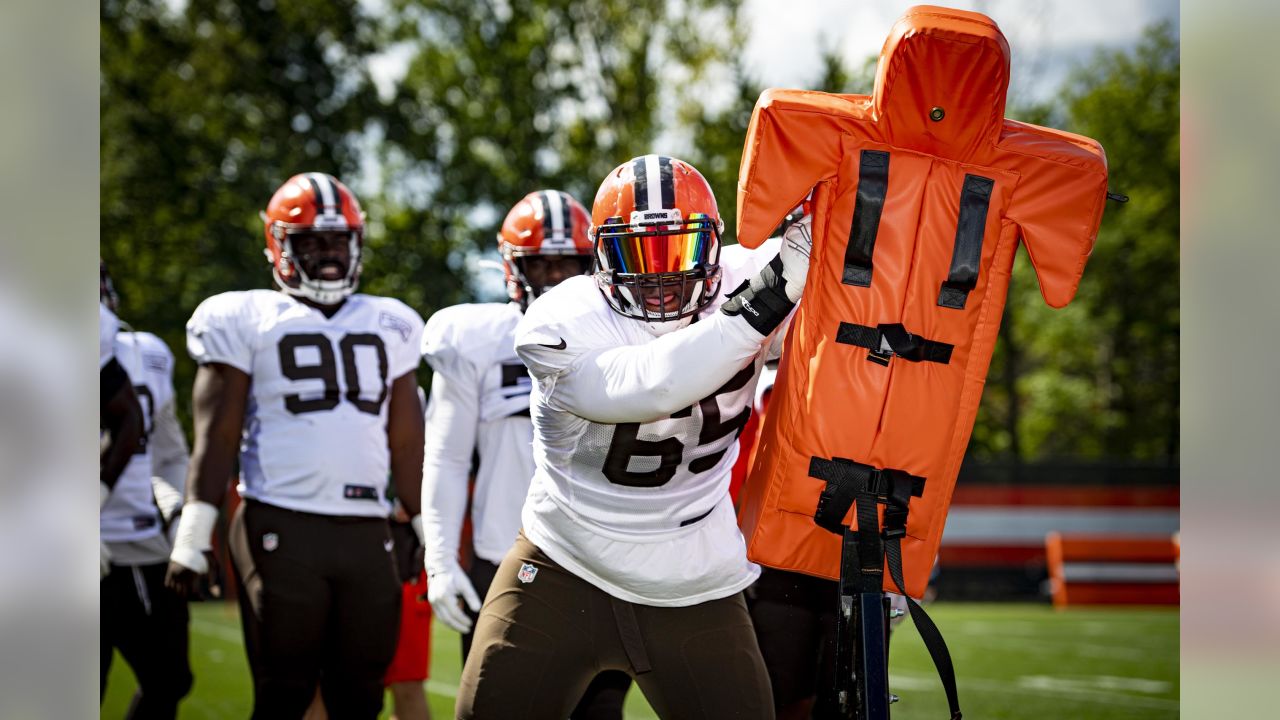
[378,0,745,275]
[102,0,754,424]
[101,0,392,421]
[969,24,1179,463]
[1057,22,1180,462]
[101,1,1176,465]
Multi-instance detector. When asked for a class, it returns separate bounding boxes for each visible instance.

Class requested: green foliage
[102,3,1178,462]
[967,26,1180,462]
[101,0,388,420]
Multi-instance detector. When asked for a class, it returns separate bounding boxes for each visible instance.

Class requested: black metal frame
[834,528,893,720]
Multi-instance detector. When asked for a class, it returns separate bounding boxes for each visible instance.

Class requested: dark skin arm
[387,371,424,518]
[164,362,250,597]
[101,360,144,489]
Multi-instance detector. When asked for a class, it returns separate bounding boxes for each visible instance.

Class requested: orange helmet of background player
[497,190,593,307]
[590,155,723,325]
[261,172,366,305]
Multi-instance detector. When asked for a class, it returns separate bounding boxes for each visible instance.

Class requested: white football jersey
[420,302,535,571]
[99,304,119,369]
[101,331,174,543]
[187,290,424,517]
[515,239,787,607]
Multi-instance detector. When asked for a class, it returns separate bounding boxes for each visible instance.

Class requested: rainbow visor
[597,213,718,275]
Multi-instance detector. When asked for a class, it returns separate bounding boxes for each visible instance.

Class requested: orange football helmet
[590,155,723,324]
[498,190,593,307]
[261,172,365,305]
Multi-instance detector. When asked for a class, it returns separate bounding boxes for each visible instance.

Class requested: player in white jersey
[421,190,632,716]
[98,263,193,718]
[456,155,814,718]
[164,174,427,719]
[100,298,145,577]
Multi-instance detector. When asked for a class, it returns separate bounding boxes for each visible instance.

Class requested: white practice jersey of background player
[101,328,190,563]
[187,290,424,516]
[420,301,534,574]
[515,238,787,607]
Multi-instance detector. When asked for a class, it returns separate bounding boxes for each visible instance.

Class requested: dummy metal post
[834,528,892,720]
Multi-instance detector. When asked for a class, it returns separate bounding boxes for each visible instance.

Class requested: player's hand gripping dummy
[734,5,1111,600]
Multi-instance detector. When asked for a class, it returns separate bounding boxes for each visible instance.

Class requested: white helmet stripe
[545,190,565,235]
[645,154,664,211]
[308,172,338,217]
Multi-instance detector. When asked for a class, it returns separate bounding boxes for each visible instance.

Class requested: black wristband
[719,255,796,335]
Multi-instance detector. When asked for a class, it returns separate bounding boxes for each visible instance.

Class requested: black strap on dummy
[842,150,890,287]
[836,323,954,367]
[809,456,962,720]
[937,174,994,310]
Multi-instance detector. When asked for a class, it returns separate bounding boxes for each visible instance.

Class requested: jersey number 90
[277,333,388,415]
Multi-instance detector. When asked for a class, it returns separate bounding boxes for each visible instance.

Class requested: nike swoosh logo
[537,337,567,350]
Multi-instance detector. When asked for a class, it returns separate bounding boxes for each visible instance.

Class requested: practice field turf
[102,601,1178,718]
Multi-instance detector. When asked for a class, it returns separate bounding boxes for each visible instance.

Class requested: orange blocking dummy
[735,6,1109,599]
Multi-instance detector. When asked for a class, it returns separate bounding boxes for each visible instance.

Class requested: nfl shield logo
[262,532,279,552]
[517,563,538,584]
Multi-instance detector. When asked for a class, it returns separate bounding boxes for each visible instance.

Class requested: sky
[365,1,1180,106]
[364,0,1181,300]
[740,0,1179,104]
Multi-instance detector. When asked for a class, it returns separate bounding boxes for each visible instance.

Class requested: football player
[456,155,812,718]
[164,173,427,719]
[420,190,632,716]
[101,301,144,526]
[99,261,194,718]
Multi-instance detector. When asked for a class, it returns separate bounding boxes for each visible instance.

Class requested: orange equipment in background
[1045,533,1180,608]
[735,6,1110,601]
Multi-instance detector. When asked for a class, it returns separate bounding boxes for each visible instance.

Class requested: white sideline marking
[889,673,1178,710]
[426,680,458,699]
[191,618,245,644]
[1019,675,1172,695]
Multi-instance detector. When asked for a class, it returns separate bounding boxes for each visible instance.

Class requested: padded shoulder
[422,302,521,374]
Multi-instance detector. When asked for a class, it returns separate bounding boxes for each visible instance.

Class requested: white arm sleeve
[765,311,794,362]
[149,399,189,519]
[518,310,767,425]
[420,359,481,575]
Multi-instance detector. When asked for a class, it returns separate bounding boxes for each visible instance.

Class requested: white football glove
[427,561,482,634]
[779,213,814,303]
[720,212,814,335]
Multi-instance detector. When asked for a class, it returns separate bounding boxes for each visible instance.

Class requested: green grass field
[102,601,1178,719]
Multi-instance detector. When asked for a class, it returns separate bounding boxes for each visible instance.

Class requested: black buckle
[878,323,925,362]
[865,468,888,496]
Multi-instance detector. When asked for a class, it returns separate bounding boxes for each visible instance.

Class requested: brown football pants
[456,532,775,719]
